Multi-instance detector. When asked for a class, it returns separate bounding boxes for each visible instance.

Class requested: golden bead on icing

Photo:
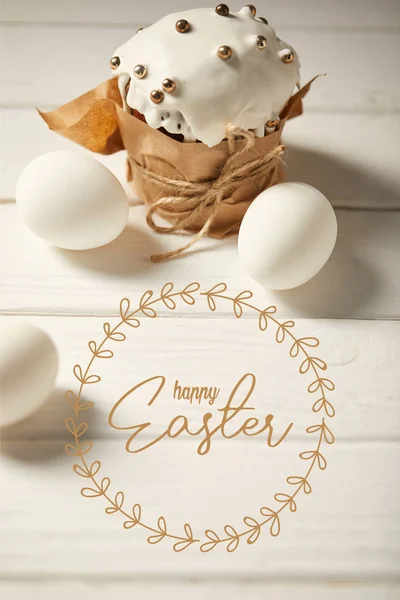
[133,64,147,79]
[246,4,257,16]
[266,119,280,128]
[256,35,267,50]
[259,16,269,25]
[281,50,295,64]
[150,90,164,104]
[110,56,120,70]
[215,4,230,16]
[162,78,177,93]
[176,19,191,33]
[218,45,233,60]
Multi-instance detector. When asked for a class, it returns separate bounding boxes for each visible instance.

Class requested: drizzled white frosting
[111,6,300,147]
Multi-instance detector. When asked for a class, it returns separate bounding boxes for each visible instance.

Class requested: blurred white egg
[0,320,58,427]
[238,182,337,290]
[16,151,129,250]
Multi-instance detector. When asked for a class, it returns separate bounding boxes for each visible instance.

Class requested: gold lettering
[108,373,293,456]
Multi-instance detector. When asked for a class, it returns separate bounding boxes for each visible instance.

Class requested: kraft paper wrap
[40,77,315,239]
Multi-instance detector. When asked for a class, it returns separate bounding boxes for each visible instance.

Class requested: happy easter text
[108,373,293,456]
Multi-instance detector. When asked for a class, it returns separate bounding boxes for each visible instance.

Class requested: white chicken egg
[16,151,129,250]
[0,319,58,427]
[238,182,337,290]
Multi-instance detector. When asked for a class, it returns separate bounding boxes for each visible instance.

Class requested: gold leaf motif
[258,312,268,331]
[206,295,217,312]
[200,540,218,552]
[274,493,297,512]
[162,295,176,310]
[298,337,319,348]
[132,503,142,522]
[100,477,111,493]
[125,318,140,329]
[84,374,101,385]
[65,282,335,553]
[81,487,102,498]
[147,533,165,545]
[287,476,312,494]
[227,537,240,552]
[173,539,195,552]
[78,401,95,412]
[224,524,238,538]
[65,443,79,456]
[184,523,193,539]
[141,306,157,318]
[269,514,281,537]
[161,282,174,297]
[157,516,167,533]
[96,349,114,358]
[308,378,335,394]
[120,298,131,320]
[79,441,93,456]
[73,464,91,478]
[73,364,84,382]
[235,290,253,303]
[233,300,243,319]
[182,282,200,296]
[205,282,227,296]
[123,519,137,529]
[312,396,336,417]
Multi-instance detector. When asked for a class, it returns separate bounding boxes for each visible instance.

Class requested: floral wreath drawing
[65,282,335,553]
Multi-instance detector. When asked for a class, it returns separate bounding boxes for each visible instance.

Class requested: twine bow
[130,126,285,262]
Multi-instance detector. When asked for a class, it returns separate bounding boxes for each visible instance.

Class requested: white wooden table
[1,1,400,598]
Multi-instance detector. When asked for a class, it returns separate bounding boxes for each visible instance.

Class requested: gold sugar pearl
[133,64,147,79]
[282,51,295,64]
[259,16,269,25]
[246,4,257,16]
[176,19,191,33]
[162,78,177,93]
[256,35,267,50]
[218,45,233,60]
[266,119,280,128]
[110,56,120,70]
[215,4,230,16]
[150,90,164,104]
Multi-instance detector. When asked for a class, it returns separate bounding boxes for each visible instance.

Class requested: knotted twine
[129,125,285,262]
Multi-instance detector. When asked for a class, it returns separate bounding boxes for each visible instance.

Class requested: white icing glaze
[111,6,300,147]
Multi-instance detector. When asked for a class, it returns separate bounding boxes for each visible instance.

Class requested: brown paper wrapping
[40,77,315,239]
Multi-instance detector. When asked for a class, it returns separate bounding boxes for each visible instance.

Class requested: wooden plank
[1,581,399,600]
[2,0,400,28]
[1,439,399,576]
[1,316,398,442]
[1,315,399,442]
[1,204,399,319]
[0,108,133,202]
[2,27,400,112]
[2,108,400,210]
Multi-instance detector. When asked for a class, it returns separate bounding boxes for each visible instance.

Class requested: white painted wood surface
[1,204,399,319]
[2,26,400,112]
[1,439,399,575]
[3,0,400,28]
[1,317,399,442]
[2,582,400,600]
[1,0,400,598]
[2,110,400,209]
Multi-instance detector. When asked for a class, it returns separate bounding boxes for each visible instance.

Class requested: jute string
[129,126,285,262]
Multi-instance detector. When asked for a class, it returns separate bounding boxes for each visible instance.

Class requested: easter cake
[110,5,300,146]
[40,4,316,260]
